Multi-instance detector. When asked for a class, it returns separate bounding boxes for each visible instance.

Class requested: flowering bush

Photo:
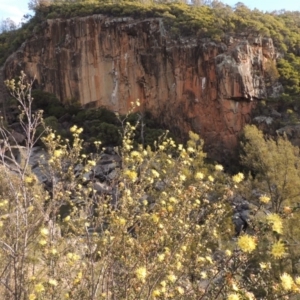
[0,74,299,299]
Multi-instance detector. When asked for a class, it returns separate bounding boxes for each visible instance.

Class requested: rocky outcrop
[277,125,300,147]
[3,16,280,161]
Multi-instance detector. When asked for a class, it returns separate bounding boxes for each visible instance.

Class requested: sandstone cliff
[4,16,280,161]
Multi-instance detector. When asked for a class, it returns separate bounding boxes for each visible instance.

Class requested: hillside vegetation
[1,72,300,299]
[2,2,300,299]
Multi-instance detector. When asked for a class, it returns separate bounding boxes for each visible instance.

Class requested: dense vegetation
[0,0,300,300]
[2,88,170,150]
[1,72,300,299]
[2,2,300,298]
[2,1,300,97]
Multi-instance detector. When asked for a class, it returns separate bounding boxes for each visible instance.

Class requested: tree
[241,124,300,278]
[28,0,52,11]
[0,18,17,33]
[191,0,203,6]
[241,125,300,213]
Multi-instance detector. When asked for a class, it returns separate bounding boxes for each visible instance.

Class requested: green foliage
[73,107,118,125]
[44,115,59,131]
[277,54,300,95]
[88,121,121,145]
[140,127,165,145]
[72,108,174,149]
[241,125,300,212]
[15,94,177,150]
[31,90,66,118]
[240,124,300,278]
[30,0,300,52]
[73,107,120,146]
[0,14,43,66]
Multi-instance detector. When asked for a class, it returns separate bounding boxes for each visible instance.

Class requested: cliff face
[4,16,279,161]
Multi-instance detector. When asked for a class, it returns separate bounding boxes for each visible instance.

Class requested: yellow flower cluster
[130,150,141,160]
[49,278,58,286]
[259,195,271,204]
[179,174,186,181]
[189,131,200,141]
[25,175,36,184]
[0,199,8,208]
[208,175,214,182]
[215,164,224,171]
[39,239,47,246]
[124,170,138,182]
[280,273,294,291]
[64,215,71,222]
[237,235,257,253]
[67,252,80,261]
[86,160,96,167]
[70,125,83,134]
[266,213,283,234]
[54,149,63,158]
[167,273,177,283]
[135,267,147,282]
[259,262,271,270]
[34,283,45,293]
[152,214,160,223]
[271,240,286,259]
[232,173,244,183]
[227,293,240,300]
[187,146,195,153]
[116,217,126,226]
[50,248,58,255]
[151,169,160,178]
[195,172,204,180]
[73,271,82,285]
[5,79,16,91]
[40,227,49,236]
[176,286,184,295]
[67,252,80,266]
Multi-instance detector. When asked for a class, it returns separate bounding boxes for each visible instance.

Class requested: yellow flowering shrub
[0,74,299,299]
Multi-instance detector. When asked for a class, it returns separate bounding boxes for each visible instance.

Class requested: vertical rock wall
[4,16,279,161]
